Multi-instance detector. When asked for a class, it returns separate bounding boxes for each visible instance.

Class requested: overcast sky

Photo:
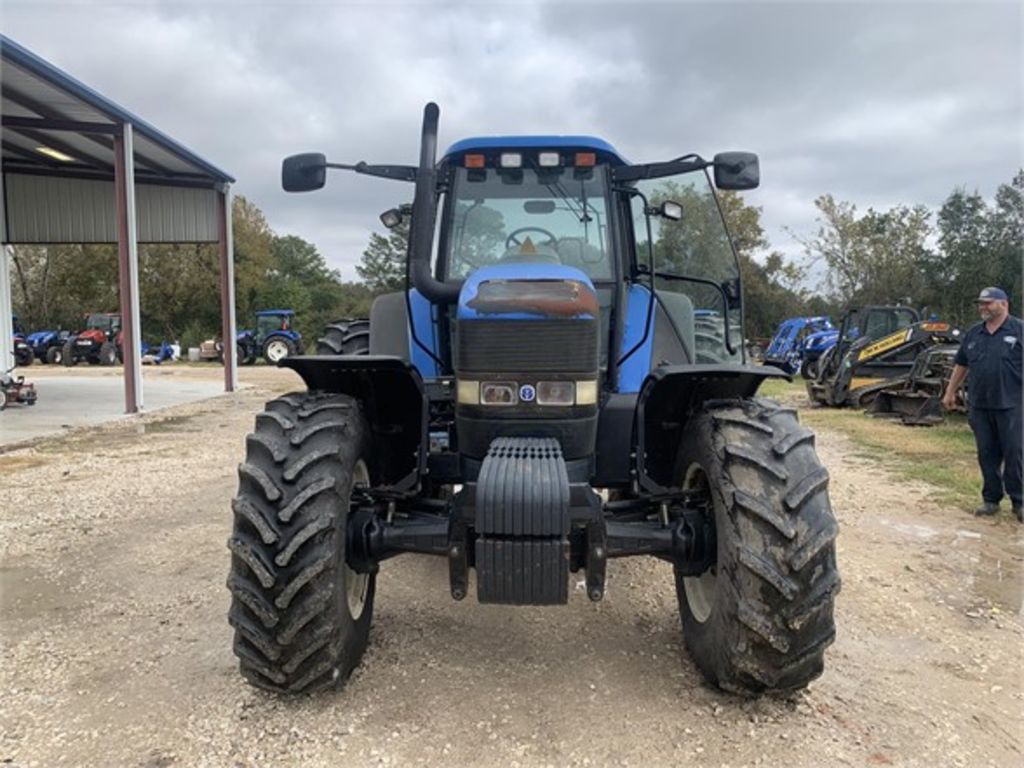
[4,0,1021,280]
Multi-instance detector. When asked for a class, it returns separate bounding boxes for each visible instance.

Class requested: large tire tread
[227,390,374,695]
[675,398,840,695]
[316,319,370,356]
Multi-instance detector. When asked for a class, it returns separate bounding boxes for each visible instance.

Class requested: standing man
[942,287,1023,521]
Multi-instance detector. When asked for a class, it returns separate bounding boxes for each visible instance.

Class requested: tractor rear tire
[46,346,62,365]
[61,341,76,367]
[673,398,840,694]
[15,347,32,367]
[316,319,370,356]
[262,337,296,364]
[227,391,376,694]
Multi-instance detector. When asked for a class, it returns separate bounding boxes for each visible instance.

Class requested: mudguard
[280,355,428,491]
[635,364,789,493]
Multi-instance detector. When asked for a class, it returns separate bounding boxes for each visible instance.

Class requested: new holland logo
[519,384,536,403]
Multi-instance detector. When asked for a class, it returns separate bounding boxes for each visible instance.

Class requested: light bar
[499,152,522,168]
[538,152,560,167]
[36,146,75,163]
[464,153,485,168]
[575,152,596,167]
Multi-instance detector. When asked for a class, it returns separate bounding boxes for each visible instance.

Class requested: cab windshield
[444,166,612,282]
[257,314,289,335]
[86,314,119,333]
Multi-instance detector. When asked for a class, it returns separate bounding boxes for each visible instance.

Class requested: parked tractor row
[765,306,966,425]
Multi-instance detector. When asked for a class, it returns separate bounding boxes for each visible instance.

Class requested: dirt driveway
[1,368,1021,767]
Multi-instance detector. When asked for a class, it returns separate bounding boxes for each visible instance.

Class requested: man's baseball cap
[976,286,1008,302]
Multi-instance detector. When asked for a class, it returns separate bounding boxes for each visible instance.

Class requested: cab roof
[443,135,628,166]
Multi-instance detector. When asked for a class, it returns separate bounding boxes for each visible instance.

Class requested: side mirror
[713,152,759,190]
[659,200,683,221]
[282,153,327,192]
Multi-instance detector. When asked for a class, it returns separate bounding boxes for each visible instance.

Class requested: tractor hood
[457,264,598,321]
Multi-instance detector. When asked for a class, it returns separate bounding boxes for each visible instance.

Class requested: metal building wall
[2,173,219,244]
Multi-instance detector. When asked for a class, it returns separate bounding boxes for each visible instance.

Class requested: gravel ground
[1,367,1022,767]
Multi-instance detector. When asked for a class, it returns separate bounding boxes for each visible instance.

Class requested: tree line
[9,196,372,349]
[10,172,1021,347]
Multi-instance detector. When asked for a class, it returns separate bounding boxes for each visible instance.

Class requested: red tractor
[62,313,123,366]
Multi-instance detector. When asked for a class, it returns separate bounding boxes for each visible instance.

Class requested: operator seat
[499,236,561,265]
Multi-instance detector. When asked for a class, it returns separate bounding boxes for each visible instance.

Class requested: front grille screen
[456,319,598,373]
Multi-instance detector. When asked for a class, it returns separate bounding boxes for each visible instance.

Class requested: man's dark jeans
[968,407,1023,506]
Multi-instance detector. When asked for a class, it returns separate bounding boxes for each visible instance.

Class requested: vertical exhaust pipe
[408,102,460,304]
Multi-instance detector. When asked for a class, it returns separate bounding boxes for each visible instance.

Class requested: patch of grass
[757,376,804,402]
[800,406,981,507]
[749,372,980,505]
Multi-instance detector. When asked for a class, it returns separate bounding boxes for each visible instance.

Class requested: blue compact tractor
[226,104,839,697]
[235,310,304,364]
[763,316,836,377]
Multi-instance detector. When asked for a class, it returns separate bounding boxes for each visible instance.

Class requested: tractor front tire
[673,398,840,694]
[316,319,370,356]
[799,358,818,380]
[61,341,76,367]
[15,348,32,367]
[46,346,62,365]
[227,391,376,694]
[98,342,118,366]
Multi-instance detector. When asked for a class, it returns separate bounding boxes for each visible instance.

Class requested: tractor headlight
[480,382,517,405]
[536,381,574,406]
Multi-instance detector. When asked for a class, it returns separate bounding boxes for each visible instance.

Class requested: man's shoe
[974,502,1000,516]
[1013,505,1023,522]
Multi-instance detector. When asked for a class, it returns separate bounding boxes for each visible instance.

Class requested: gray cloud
[4,0,1021,280]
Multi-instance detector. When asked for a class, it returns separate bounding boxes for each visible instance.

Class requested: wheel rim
[682,462,716,624]
[265,340,288,362]
[344,459,371,620]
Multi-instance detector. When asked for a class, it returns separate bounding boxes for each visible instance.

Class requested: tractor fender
[634,364,789,493]
[280,355,427,492]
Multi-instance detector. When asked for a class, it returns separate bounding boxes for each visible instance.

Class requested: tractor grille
[456,319,598,374]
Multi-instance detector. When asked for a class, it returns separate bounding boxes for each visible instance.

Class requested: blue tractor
[25,328,70,364]
[235,309,304,364]
[763,316,836,376]
[226,104,839,697]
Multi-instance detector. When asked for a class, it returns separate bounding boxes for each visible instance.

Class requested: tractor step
[474,437,570,604]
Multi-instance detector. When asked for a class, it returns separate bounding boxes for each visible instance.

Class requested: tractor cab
[84,312,122,338]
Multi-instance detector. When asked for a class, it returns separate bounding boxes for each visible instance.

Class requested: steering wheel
[505,227,558,251]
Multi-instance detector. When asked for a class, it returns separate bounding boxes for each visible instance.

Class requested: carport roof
[1,34,235,187]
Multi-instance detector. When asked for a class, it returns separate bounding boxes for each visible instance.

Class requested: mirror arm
[326,162,418,182]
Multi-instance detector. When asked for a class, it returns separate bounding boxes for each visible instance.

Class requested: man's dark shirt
[954,315,1024,409]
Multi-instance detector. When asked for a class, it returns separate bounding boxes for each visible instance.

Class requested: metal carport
[0,34,236,413]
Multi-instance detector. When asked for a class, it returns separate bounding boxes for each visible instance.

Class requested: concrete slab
[0,371,226,447]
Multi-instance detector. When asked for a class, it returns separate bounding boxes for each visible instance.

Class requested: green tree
[798,195,933,309]
[357,221,408,294]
